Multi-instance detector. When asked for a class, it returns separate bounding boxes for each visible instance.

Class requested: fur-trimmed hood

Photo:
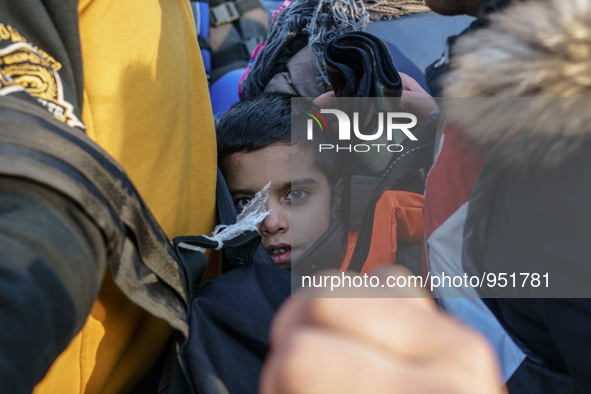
[442,0,591,168]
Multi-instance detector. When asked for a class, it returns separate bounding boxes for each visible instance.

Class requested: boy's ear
[332,178,344,217]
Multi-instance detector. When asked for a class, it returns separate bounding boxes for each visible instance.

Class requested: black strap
[0,96,192,338]
[211,44,249,70]
[211,34,264,70]
[347,116,440,272]
[215,167,238,225]
[198,36,211,51]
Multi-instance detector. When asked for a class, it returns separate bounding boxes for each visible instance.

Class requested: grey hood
[442,0,591,169]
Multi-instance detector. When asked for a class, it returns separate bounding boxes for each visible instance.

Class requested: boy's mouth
[266,244,292,265]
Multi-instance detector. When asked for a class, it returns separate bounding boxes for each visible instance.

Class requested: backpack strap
[208,0,269,82]
[210,0,264,26]
[211,34,265,72]
[347,114,440,272]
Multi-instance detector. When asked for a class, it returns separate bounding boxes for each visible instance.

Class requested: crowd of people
[0,0,590,393]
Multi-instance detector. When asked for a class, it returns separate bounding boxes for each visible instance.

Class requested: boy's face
[223,143,334,268]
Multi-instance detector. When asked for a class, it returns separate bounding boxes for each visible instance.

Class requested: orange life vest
[340,190,424,274]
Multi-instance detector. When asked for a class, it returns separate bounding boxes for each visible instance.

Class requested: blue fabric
[201,51,211,75]
[366,13,474,91]
[198,2,209,38]
[197,2,211,74]
[209,68,245,118]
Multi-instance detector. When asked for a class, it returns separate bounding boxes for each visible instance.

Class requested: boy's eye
[234,197,252,212]
[286,189,307,201]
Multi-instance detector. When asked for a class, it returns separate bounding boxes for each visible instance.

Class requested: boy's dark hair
[216,92,293,158]
[216,92,349,186]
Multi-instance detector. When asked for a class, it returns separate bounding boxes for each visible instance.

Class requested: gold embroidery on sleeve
[0,24,82,128]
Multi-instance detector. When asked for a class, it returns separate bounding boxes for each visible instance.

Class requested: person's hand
[313,90,337,109]
[400,72,433,98]
[399,72,438,126]
[314,74,437,128]
[260,266,506,394]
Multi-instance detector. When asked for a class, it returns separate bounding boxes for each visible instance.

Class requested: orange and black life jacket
[341,190,424,275]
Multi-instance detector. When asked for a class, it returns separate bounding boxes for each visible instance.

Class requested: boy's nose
[260,205,288,235]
